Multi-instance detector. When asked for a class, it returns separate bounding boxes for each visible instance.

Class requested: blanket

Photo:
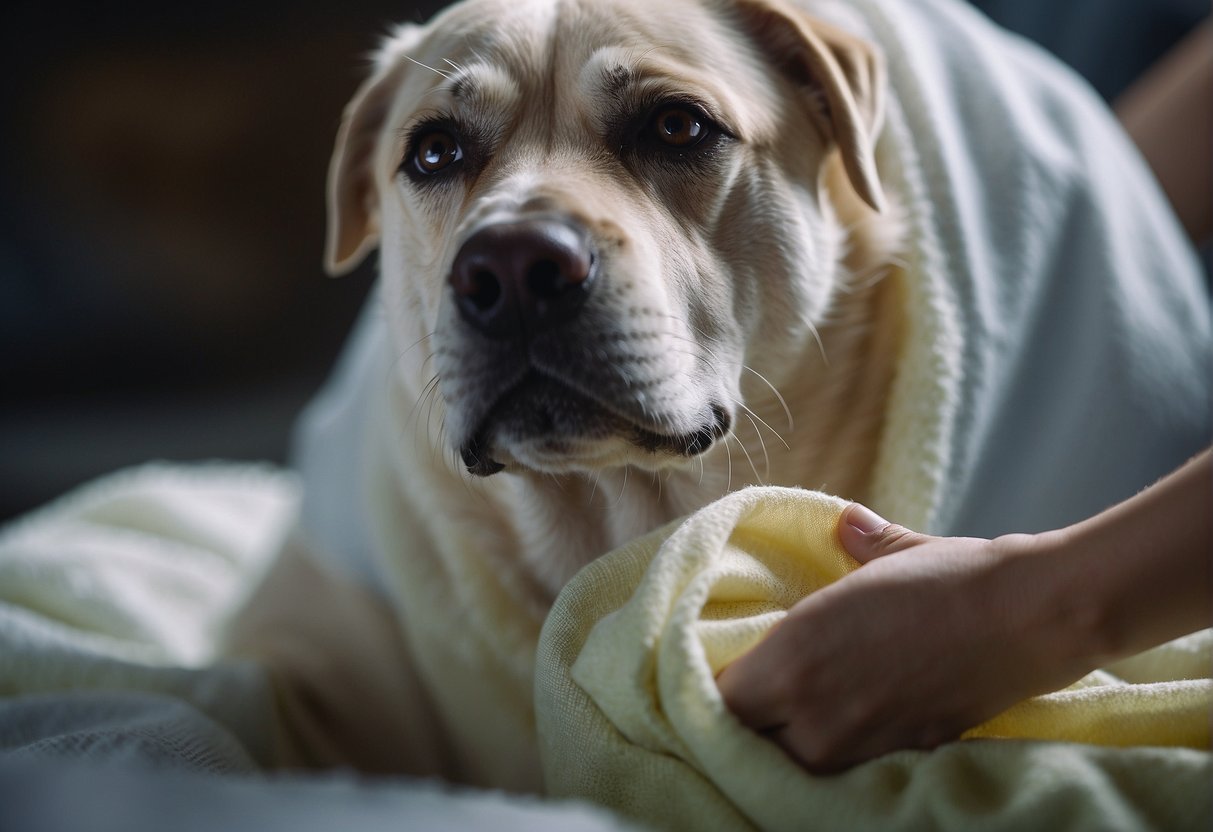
[0,463,295,772]
[0,464,636,831]
[536,487,1213,831]
[3,0,1211,825]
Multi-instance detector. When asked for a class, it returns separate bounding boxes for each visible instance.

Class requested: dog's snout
[450,218,597,339]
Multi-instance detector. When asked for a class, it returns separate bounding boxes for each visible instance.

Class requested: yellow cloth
[535,487,1213,831]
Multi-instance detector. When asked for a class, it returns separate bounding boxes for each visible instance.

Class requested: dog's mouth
[458,371,730,477]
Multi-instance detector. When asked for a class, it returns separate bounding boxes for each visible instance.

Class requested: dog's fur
[231,0,908,782]
[334,0,904,593]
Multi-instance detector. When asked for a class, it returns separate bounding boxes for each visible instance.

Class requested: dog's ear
[325,28,421,276]
[733,0,886,212]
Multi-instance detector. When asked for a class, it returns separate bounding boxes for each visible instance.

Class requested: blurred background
[1,0,1207,522]
[0,0,448,519]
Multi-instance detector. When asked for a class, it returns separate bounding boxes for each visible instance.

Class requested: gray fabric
[0,693,258,774]
[0,761,641,832]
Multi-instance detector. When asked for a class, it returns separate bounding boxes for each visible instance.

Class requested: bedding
[2,0,1210,827]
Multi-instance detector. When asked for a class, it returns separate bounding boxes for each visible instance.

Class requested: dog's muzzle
[445,214,730,477]
[449,216,598,339]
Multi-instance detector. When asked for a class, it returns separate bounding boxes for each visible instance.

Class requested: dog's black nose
[450,217,597,339]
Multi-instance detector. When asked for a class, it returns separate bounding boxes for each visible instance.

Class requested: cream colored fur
[229,0,908,782]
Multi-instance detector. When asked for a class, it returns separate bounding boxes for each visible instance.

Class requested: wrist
[988,530,1111,691]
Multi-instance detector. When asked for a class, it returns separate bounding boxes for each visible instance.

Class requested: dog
[228,0,1209,793]
[230,0,905,788]
[327,0,903,592]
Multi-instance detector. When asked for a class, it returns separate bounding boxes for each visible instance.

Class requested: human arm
[1115,20,1212,245]
[716,449,1212,773]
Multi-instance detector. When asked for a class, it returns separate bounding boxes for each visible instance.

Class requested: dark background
[1,0,1206,521]
[0,1,447,519]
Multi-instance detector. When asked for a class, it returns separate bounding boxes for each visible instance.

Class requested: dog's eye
[650,106,708,148]
[412,129,463,175]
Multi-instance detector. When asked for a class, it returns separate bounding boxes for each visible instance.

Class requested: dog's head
[326,0,885,478]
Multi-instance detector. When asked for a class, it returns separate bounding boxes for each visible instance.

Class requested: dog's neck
[462,155,906,600]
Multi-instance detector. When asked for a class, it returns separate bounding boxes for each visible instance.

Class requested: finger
[716,658,773,729]
[837,503,935,564]
[770,720,858,775]
[716,643,791,731]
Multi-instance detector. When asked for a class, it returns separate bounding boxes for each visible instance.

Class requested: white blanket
[825,0,1211,536]
[0,463,635,831]
[0,463,294,771]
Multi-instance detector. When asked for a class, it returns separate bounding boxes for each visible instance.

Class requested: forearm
[1115,21,1212,245]
[1016,450,1212,672]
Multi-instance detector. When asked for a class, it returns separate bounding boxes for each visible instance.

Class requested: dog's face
[327,0,885,479]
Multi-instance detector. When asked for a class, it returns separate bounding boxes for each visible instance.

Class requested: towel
[536,486,1213,831]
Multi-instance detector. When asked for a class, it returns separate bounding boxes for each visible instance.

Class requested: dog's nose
[449,217,597,339]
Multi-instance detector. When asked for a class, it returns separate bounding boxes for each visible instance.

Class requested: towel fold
[536,487,1213,831]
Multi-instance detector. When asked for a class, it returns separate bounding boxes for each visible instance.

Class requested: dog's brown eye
[413,129,463,174]
[652,107,706,147]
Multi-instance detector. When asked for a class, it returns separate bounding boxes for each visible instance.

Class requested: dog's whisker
[426,384,447,468]
[404,54,452,78]
[743,412,772,481]
[589,470,602,507]
[423,377,444,445]
[729,428,763,486]
[410,386,429,450]
[731,395,791,452]
[740,366,795,434]
[644,323,796,443]
[395,329,439,365]
[614,465,631,508]
[806,320,829,368]
[407,373,443,429]
[720,432,734,493]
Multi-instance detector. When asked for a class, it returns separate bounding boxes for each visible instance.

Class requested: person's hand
[718,450,1211,773]
[715,505,1093,773]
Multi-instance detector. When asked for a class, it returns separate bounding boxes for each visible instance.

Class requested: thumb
[838,503,934,564]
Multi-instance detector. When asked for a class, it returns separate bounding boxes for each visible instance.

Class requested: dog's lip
[459,371,730,477]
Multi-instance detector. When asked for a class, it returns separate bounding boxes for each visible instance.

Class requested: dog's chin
[457,372,730,477]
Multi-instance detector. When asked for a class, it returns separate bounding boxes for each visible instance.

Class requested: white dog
[229,0,1209,791]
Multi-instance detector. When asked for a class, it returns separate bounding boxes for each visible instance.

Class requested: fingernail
[845,503,889,535]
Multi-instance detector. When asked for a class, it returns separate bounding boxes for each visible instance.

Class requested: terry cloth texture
[0,464,642,831]
[536,487,1213,832]
[0,463,296,772]
[839,0,1211,539]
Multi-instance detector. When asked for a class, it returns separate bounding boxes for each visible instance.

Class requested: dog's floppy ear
[325,28,421,276]
[734,0,887,212]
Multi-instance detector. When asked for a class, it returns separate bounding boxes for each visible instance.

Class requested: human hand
[716,504,1093,773]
